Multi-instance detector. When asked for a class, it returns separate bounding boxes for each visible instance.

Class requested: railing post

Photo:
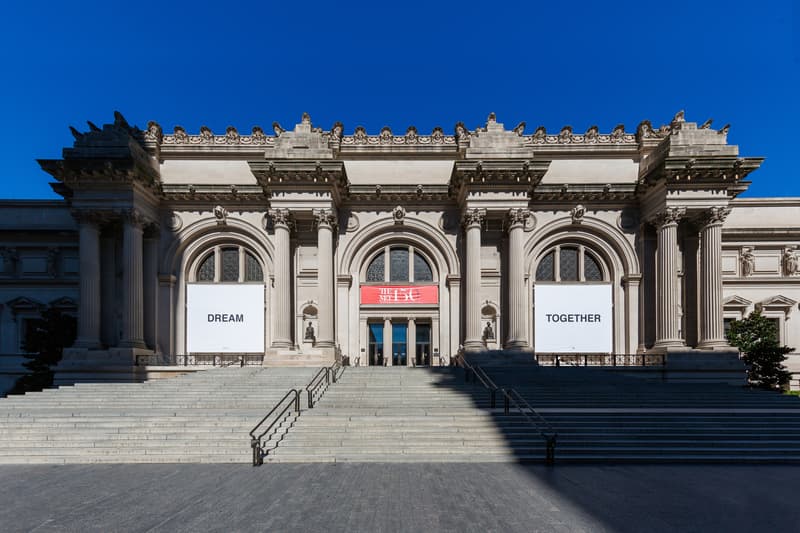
[504,392,510,415]
[294,390,300,412]
[307,389,314,409]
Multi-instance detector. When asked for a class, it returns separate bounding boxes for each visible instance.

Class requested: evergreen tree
[9,307,76,395]
[726,310,792,391]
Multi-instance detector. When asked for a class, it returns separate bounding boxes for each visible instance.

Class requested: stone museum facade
[0,111,798,386]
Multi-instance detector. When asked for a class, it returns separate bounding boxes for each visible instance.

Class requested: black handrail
[306,367,329,409]
[501,388,557,465]
[455,353,499,408]
[249,389,300,466]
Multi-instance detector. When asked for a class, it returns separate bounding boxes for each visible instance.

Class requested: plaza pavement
[0,463,798,532]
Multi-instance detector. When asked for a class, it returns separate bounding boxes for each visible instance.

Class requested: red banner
[360,285,439,305]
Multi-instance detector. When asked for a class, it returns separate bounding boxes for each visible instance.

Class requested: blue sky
[1,1,796,199]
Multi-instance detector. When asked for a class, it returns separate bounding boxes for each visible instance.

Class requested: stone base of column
[650,340,686,353]
[696,339,731,350]
[315,340,335,349]
[55,347,153,386]
[71,339,101,350]
[270,340,294,350]
[264,346,336,366]
[463,339,487,352]
[503,340,529,351]
[118,339,148,350]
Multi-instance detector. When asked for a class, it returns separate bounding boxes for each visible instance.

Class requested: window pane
[584,252,603,281]
[197,253,215,281]
[244,252,263,282]
[369,323,383,343]
[390,248,409,282]
[416,324,431,342]
[221,248,239,282]
[536,251,555,281]
[366,252,385,282]
[768,318,781,343]
[413,252,433,281]
[559,247,578,281]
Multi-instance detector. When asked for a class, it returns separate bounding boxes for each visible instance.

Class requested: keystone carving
[392,205,406,225]
[213,205,228,225]
[571,204,586,224]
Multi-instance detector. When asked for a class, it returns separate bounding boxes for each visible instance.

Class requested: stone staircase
[0,367,319,464]
[264,367,549,463]
[481,365,800,462]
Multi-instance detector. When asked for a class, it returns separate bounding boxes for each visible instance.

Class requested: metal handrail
[535,353,666,367]
[455,354,500,408]
[306,367,329,409]
[249,388,301,466]
[500,387,557,465]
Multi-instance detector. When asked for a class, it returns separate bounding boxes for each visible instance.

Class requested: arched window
[535,244,607,282]
[194,245,263,283]
[365,245,434,283]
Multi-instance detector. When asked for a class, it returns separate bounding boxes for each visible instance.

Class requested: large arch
[524,216,641,354]
[160,215,275,356]
[337,216,460,365]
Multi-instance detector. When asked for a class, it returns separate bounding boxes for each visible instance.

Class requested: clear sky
[1,1,796,199]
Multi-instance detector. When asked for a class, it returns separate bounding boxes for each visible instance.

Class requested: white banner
[187,284,265,353]
[534,284,612,353]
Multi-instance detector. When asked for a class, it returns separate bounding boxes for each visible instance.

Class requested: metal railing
[249,389,301,467]
[455,352,557,465]
[305,362,343,409]
[534,353,666,367]
[135,353,264,367]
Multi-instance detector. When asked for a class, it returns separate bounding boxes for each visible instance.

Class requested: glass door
[392,323,407,366]
[368,323,384,366]
[415,324,431,366]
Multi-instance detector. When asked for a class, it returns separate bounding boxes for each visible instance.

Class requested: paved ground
[0,464,798,532]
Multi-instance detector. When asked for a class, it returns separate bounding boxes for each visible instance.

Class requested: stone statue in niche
[783,247,798,276]
[482,321,495,342]
[740,247,755,277]
[304,321,316,342]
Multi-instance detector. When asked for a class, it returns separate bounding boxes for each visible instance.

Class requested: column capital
[649,207,686,228]
[461,208,486,229]
[268,208,294,229]
[505,208,531,231]
[118,208,149,229]
[312,208,338,230]
[696,206,730,227]
[70,209,108,226]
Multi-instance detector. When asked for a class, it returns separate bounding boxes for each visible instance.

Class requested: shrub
[726,310,792,391]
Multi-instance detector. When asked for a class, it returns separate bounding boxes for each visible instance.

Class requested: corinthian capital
[269,208,293,229]
[506,208,530,230]
[650,207,686,228]
[697,206,730,227]
[313,208,337,230]
[461,208,486,229]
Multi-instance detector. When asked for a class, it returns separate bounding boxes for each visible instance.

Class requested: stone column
[652,208,686,350]
[505,208,529,350]
[143,232,159,351]
[407,317,416,367]
[100,234,116,347]
[463,208,486,351]
[73,212,102,349]
[120,211,146,349]
[383,317,392,366]
[314,209,336,349]
[270,209,293,349]
[697,207,730,349]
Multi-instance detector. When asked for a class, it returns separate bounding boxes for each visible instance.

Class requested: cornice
[530,183,637,203]
[159,184,267,203]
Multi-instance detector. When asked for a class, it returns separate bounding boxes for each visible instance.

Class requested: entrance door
[392,323,407,366]
[368,323,384,366]
[415,324,431,366]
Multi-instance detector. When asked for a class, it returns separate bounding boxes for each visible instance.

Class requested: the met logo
[360,285,438,305]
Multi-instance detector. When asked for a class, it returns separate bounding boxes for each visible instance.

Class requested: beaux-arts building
[0,111,798,386]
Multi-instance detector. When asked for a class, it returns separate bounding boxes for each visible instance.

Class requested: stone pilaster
[407,317,416,366]
[314,209,336,349]
[463,208,486,351]
[652,207,686,350]
[383,317,392,366]
[270,209,293,349]
[73,212,102,349]
[697,207,730,349]
[120,210,146,348]
[505,208,529,350]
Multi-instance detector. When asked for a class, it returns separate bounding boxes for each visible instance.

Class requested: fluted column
[314,209,336,348]
[100,234,116,347]
[463,208,486,351]
[143,232,159,350]
[120,211,146,348]
[73,212,102,349]
[698,207,730,349]
[505,208,529,350]
[652,208,685,350]
[270,209,293,349]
